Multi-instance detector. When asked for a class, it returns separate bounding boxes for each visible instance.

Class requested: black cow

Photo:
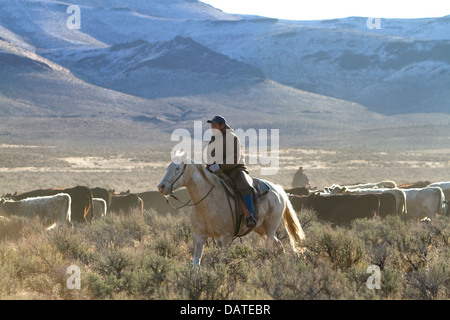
[110,193,144,216]
[285,187,309,196]
[137,189,191,214]
[91,187,111,211]
[377,193,397,218]
[288,194,308,213]
[303,193,380,225]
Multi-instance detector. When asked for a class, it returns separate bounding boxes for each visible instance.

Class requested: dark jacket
[206,125,253,194]
[206,125,248,174]
[292,170,310,188]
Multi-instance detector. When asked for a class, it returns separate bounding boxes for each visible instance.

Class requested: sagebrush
[0,208,449,300]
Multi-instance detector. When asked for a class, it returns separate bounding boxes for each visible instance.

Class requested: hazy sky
[201,0,450,20]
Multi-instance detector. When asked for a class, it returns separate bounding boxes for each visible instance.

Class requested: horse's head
[157,152,188,195]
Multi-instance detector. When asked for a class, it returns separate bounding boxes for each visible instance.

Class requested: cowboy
[205,115,257,228]
[292,166,310,189]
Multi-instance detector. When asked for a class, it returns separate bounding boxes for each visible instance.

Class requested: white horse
[157,154,305,267]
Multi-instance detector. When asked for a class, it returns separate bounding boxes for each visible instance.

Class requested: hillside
[186,16,450,115]
[47,36,265,99]
[0,0,449,149]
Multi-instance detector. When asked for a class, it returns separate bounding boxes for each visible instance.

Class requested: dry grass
[0,208,449,300]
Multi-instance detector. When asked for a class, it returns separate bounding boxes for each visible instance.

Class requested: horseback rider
[292,166,310,189]
[205,115,257,228]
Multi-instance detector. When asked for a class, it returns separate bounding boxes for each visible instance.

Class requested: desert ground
[1,144,449,194]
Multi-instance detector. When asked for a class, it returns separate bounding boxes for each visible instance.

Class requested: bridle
[165,163,214,209]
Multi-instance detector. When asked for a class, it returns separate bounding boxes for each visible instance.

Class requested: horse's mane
[190,163,223,188]
[172,153,223,188]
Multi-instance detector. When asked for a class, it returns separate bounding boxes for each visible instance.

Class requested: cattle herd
[286,180,450,226]
[0,180,449,231]
[0,186,149,230]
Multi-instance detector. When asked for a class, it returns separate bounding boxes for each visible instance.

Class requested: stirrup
[246,216,256,228]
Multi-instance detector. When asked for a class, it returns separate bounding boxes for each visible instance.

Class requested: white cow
[428,182,450,216]
[0,193,71,230]
[428,181,450,199]
[400,187,445,220]
[92,198,107,219]
[326,185,407,215]
[344,180,397,190]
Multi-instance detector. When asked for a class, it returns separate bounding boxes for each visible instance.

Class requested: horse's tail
[436,187,445,216]
[282,192,306,253]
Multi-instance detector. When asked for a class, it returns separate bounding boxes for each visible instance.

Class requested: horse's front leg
[192,232,207,267]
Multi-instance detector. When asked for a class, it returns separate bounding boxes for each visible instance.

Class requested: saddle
[217,173,271,236]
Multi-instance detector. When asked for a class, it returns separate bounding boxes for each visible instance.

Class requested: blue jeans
[242,194,254,217]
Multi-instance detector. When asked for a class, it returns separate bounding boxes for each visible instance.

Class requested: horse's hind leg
[273,236,284,251]
[253,226,276,249]
[265,230,276,249]
[219,233,233,248]
[262,232,284,253]
[193,233,207,267]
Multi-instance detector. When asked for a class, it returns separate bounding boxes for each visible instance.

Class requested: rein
[165,163,214,209]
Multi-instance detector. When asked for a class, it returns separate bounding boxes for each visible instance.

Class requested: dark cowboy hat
[207,115,227,126]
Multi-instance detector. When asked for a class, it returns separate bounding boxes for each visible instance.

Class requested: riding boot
[242,194,256,228]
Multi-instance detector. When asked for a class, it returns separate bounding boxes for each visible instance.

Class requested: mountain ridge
[47,36,266,99]
[1,0,449,149]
